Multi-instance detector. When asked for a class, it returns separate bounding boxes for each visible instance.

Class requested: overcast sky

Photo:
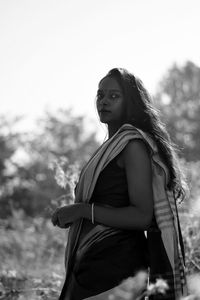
[1,0,200,137]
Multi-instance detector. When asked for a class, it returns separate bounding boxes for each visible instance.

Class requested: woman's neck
[108,124,121,139]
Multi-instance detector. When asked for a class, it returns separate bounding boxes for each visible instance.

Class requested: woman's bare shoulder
[120,139,150,167]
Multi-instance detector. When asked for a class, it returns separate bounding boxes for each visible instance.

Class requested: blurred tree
[0,108,100,217]
[155,61,200,161]
[0,115,21,180]
[0,115,24,216]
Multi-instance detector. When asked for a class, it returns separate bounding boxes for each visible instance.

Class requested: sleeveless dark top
[90,155,129,207]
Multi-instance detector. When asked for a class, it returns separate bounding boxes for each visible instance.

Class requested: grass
[0,210,65,300]
[0,208,200,300]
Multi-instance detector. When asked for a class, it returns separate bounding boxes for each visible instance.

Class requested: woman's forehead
[98,76,122,91]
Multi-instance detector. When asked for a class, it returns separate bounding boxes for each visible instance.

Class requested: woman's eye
[110,93,119,100]
[97,93,104,100]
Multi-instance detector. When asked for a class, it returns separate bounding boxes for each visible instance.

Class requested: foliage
[155,61,200,161]
[0,115,22,189]
[0,210,65,299]
[0,209,200,299]
[0,109,99,218]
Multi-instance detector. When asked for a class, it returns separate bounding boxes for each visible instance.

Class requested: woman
[52,68,187,300]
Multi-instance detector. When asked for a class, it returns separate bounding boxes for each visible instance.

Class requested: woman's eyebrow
[109,89,122,92]
[97,89,122,93]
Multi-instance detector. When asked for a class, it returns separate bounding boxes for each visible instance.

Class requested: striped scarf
[64,124,187,299]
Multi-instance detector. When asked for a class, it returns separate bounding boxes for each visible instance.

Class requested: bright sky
[1,0,200,138]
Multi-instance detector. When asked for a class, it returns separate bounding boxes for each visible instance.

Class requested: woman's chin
[99,116,110,124]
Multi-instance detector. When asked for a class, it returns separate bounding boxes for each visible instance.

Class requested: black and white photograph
[0,1,200,299]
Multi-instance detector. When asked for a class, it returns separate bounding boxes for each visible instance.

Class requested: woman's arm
[52,140,154,230]
[82,140,154,230]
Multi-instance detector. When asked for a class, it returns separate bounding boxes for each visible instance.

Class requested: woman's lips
[99,110,110,113]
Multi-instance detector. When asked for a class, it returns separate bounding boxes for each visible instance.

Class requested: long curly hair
[100,67,186,201]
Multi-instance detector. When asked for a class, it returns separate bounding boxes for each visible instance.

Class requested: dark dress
[59,155,149,300]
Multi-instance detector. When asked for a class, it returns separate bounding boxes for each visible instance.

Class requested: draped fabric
[60,225,148,299]
[61,124,187,299]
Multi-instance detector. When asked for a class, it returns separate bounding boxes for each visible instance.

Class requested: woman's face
[96,76,125,127]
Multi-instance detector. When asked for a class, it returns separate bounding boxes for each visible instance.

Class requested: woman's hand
[51,203,85,228]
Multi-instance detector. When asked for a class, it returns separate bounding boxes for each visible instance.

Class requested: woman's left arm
[52,140,154,230]
[82,140,154,230]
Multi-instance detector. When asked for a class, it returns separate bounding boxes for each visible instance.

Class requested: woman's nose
[100,94,109,105]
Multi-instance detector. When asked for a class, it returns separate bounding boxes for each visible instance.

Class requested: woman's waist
[78,219,98,244]
[78,202,126,242]
[75,220,148,264]
[76,202,146,253]
[90,195,129,207]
